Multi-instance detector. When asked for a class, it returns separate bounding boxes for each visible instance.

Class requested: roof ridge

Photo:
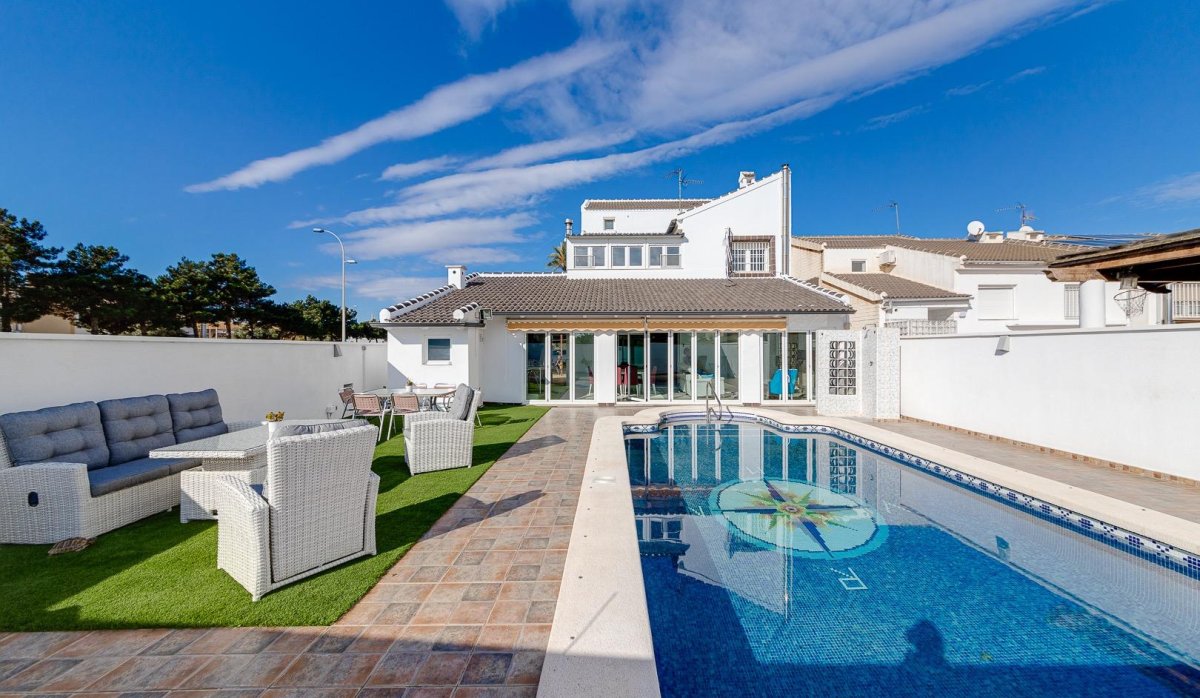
[383,272,482,318]
[781,274,851,306]
[676,169,783,218]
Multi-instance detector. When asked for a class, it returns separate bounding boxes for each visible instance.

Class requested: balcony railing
[1171,282,1200,320]
[885,319,957,336]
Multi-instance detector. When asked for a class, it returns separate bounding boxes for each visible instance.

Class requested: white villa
[791,229,1138,334]
[377,168,893,409]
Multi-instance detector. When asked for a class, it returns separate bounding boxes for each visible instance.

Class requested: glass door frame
[525,331,598,403]
[616,330,739,404]
[762,331,815,403]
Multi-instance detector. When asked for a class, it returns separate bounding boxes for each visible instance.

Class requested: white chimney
[446,265,467,290]
[738,171,756,189]
[564,219,573,236]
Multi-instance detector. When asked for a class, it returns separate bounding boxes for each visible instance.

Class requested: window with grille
[731,240,770,274]
[1064,284,1079,320]
[828,340,856,396]
[573,245,606,268]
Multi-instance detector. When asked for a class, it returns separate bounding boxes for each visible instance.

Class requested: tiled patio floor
[0,406,637,698]
[861,418,1200,524]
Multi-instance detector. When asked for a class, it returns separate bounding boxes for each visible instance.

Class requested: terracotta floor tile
[505,651,544,685]
[87,655,210,691]
[0,632,88,660]
[515,626,551,653]
[260,688,359,698]
[504,565,539,582]
[377,603,422,626]
[180,652,296,689]
[448,602,494,625]
[486,602,529,626]
[308,626,362,654]
[409,566,450,583]
[411,652,469,686]
[431,626,482,653]
[461,583,501,602]
[364,650,427,687]
[54,629,169,658]
[1,656,126,693]
[398,687,454,698]
[411,602,456,626]
[452,685,537,697]
[336,602,386,626]
[272,653,381,687]
[183,628,252,655]
[524,601,556,625]
[426,583,469,604]
[393,625,442,654]
[348,626,403,654]
[474,626,521,654]
[141,629,210,656]
[460,653,511,686]
[386,584,437,604]
[264,628,321,654]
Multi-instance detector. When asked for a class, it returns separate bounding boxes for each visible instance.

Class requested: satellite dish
[967,220,985,236]
[1019,224,1034,232]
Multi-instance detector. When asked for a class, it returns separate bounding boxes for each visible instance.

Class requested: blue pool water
[626,420,1200,697]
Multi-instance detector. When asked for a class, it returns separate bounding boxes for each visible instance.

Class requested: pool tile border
[628,411,1200,577]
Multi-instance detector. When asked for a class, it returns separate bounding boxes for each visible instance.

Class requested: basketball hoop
[1114,289,1147,318]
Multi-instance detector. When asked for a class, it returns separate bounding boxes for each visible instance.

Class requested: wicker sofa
[403,384,483,474]
[214,421,379,601]
[0,389,254,544]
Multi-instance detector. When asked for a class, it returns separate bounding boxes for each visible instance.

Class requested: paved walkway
[0,407,635,698]
[861,418,1200,524]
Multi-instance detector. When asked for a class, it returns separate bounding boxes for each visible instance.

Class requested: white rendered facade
[378,169,904,415]
[792,234,1136,332]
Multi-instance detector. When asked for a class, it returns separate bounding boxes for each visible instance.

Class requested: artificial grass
[0,404,548,631]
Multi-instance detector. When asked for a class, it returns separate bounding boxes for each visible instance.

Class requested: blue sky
[2,0,1199,315]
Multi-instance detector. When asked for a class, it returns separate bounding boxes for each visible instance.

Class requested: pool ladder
[704,379,734,424]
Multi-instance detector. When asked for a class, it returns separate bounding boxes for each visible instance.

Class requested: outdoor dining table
[150,419,342,522]
[365,387,454,411]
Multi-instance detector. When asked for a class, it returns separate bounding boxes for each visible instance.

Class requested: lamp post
[311,228,356,342]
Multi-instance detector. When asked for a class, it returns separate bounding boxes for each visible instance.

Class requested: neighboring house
[13,314,83,334]
[791,230,1134,334]
[378,168,862,406]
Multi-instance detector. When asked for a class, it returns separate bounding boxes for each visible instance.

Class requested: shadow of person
[903,619,948,671]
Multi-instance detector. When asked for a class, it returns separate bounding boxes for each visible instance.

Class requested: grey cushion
[98,395,176,465]
[448,384,474,421]
[167,389,229,443]
[0,402,110,470]
[273,419,368,438]
[87,457,173,497]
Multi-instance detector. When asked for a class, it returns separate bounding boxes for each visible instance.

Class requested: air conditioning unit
[878,250,897,266]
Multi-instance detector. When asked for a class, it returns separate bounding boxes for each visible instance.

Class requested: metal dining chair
[338,387,356,418]
[386,394,421,441]
[351,393,387,441]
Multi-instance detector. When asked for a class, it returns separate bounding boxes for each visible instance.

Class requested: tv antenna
[872,200,901,234]
[667,168,702,210]
[996,202,1036,228]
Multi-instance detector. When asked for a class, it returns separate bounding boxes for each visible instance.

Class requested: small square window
[603,218,615,231]
[851,259,866,272]
[427,338,451,363]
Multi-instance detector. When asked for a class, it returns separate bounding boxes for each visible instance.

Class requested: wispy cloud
[1006,65,1047,82]
[334,213,537,261]
[185,40,618,192]
[945,81,992,97]
[863,105,928,130]
[379,156,460,181]
[292,272,450,303]
[1133,172,1200,206]
[444,0,523,39]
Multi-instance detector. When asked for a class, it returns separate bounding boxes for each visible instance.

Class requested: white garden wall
[899,325,1200,479]
[0,333,386,422]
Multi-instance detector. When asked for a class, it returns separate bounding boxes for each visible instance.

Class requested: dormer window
[603,218,615,231]
[574,245,606,268]
[729,238,773,275]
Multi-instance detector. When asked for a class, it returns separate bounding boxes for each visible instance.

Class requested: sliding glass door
[616,333,645,401]
[763,331,813,401]
[618,330,741,403]
[526,332,594,402]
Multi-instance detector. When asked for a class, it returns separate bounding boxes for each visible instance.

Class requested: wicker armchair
[212,423,379,601]
[403,385,483,475]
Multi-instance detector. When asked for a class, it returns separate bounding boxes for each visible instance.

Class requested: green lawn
[0,404,548,631]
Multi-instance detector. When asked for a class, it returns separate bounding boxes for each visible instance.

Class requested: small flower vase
[265,421,279,440]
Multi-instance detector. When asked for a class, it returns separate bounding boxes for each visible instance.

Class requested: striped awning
[505,317,787,332]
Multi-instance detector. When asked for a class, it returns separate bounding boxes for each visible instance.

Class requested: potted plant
[263,411,285,438]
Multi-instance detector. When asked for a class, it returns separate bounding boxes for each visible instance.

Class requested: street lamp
[312,228,356,342]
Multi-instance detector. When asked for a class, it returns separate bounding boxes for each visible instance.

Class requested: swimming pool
[624,416,1200,697]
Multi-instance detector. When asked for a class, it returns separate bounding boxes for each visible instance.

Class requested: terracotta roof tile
[824,273,970,300]
[382,274,848,324]
[583,199,709,211]
[796,235,1086,262]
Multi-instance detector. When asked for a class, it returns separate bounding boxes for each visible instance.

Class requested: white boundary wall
[899,325,1200,479]
[0,334,386,422]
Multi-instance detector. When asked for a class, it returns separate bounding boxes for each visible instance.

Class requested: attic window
[730,238,773,275]
[603,218,615,231]
[851,259,866,272]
